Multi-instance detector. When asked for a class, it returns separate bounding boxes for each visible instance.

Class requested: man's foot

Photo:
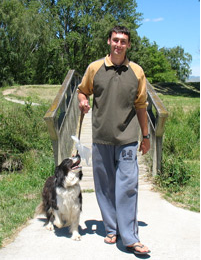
[104,234,117,244]
[126,242,150,255]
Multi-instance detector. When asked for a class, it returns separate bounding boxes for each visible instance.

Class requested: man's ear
[107,38,111,45]
[128,42,131,49]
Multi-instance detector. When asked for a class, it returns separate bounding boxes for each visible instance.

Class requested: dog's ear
[79,171,83,180]
[54,166,59,177]
[54,166,65,187]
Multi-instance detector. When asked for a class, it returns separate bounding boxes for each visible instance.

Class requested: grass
[1,84,61,105]
[163,162,200,212]
[152,82,200,212]
[0,85,60,247]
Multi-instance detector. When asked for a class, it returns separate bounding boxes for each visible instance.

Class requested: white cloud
[153,17,164,22]
[143,18,151,22]
[143,17,164,23]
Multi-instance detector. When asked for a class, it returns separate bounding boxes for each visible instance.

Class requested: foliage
[158,156,191,191]
[153,89,200,212]
[131,37,177,83]
[0,0,54,85]
[0,0,193,86]
[155,106,200,195]
[163,107,200,160]
[0,101,51,155]
[0,95,55,247]
[0,0,142,86]
[0,151,54,248]
[161,46,192,82]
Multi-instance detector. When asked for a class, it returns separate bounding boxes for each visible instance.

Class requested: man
[77,26,150,255]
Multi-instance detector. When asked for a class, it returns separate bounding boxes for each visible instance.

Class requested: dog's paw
[71,231,81,241]
[46,222,54,231]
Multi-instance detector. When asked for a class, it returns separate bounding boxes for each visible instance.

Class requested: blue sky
[136,0,200,76]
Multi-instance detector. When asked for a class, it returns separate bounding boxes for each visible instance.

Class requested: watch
[143,134,150,139]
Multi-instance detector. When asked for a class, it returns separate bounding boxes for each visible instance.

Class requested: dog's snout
[71,154,81,167]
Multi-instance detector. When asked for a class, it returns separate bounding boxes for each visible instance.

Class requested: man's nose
[116,40,121,46]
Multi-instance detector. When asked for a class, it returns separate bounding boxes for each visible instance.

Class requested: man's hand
[79,99,90,114]
[78,93,90,114]
[139,138,150,155]
[136,108,150,155]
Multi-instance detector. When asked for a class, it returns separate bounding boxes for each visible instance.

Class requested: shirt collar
[104,54,130,68]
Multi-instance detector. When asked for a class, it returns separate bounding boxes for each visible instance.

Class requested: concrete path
[0,110,200,260]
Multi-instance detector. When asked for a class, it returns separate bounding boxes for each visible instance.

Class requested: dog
[36,155,83,241]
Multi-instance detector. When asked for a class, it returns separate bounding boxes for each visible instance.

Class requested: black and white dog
[36,155,83,241]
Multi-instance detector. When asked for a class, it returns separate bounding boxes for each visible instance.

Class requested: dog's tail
[35,201,45,217]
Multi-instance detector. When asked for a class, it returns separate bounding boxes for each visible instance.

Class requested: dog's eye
[59,159,73,172]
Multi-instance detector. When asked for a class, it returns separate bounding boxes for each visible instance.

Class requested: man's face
[107,32,131,57]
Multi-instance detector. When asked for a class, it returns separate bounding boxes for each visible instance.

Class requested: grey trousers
[92,142,140,246]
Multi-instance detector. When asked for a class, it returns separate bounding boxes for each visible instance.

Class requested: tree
[41,0,142,74]
[131,37,177,83]
[0,0,54,85]
[0,0,143,86]
[160,46,192,82]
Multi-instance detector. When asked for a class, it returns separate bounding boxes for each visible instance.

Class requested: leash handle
[76,110,85,156]
[78,110,84,140]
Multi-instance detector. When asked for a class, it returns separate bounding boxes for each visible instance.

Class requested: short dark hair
[108,26,131,42]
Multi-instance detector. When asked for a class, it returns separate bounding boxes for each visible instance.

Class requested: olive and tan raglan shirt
[77,55,148,145]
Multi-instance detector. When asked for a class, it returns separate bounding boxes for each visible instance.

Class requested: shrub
[156,156,191,192]
[0,100,52,172]
[0,97,55,247]
[163,106,200,160]
[156,106,200,191]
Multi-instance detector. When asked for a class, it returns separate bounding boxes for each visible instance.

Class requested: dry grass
[2,85,61,103]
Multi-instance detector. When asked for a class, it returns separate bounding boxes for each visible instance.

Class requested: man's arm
[78,92,90,114]
[136,108,150,155]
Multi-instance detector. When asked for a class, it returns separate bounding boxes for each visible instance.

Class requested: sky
[136,0,200,77]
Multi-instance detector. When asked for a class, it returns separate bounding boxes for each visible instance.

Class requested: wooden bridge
[44,70,168,189]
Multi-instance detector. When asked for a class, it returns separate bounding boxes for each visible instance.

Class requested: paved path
[0,110,200,260]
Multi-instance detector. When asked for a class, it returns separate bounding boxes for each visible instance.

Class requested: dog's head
[55,155,83,188]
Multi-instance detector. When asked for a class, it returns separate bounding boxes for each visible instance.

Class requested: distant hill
[186,76,200,82]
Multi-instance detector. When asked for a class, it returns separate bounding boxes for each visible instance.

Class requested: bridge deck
[73,110,150,191]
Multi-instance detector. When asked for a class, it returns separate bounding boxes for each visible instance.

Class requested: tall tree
[0,0,54,85]
[40,0,142,74]
[160,46,192,82]
[131,37,177,83]
[0,0,143,85]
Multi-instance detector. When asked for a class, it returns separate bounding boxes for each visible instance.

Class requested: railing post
[156,136,163,174]
[147,81,168,175]
[44,70,82,166]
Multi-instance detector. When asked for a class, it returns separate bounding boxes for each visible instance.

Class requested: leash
[76,110,85,156]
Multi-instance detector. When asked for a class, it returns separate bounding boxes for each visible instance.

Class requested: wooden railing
[44,71,168,175]
[44,70,82,165]
[147,81,169,175]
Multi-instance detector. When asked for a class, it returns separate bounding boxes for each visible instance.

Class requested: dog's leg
[70,212,81,241]
[46,221,54,231]
[46,214,55,231]
[53,210,64,228]
[71,225,81,241]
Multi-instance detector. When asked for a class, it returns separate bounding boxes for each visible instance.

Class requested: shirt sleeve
[77,65,94,96]
[133,66,148,109]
